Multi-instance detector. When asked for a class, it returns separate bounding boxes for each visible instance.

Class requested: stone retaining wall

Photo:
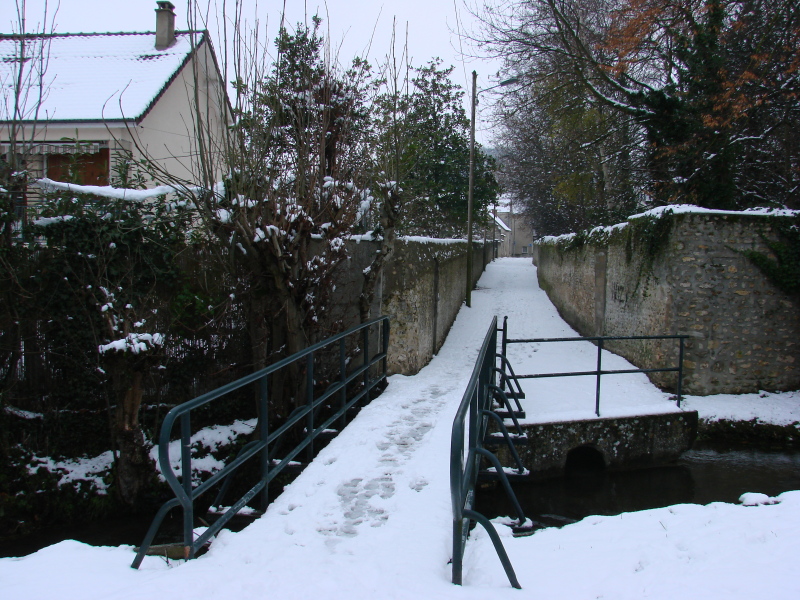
[534,212,800,395]
[498,411,698,480]
[333,238,489,376]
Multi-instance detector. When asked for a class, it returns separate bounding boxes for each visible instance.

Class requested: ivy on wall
[737,216,800,296]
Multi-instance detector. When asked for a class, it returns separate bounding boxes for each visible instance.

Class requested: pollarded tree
[26,181,193,507]
[182,19,378,416]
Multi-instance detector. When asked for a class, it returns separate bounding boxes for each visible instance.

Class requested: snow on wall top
[0,31,203,123]
[537,204,800,244]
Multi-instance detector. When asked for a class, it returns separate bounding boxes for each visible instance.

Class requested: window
[46,147,109,186]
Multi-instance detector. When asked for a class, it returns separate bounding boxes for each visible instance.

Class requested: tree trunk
[360,189,399,322]
[113,370,154,507]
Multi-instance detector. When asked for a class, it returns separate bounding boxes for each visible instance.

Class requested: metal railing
[500,317,688,417]
[451,316,525,589]
[131,316,390,569]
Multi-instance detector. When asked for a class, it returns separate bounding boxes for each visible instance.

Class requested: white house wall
[132,41,228,186]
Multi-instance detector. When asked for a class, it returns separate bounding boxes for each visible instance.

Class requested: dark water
[4,442,800,557]
[475,441,800,526]
[0,508,257,559]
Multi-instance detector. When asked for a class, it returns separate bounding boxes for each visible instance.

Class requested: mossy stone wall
[535,213,800,395]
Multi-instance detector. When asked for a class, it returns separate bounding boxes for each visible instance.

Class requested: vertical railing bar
[362,326,370,405]
[501,316,509,393]
[306,353,314,464]
[677,336,685,408]
[259,375,269,512]
[339,338,347,430]
[180,412,194,558]
[595,339,603,417]
[382,318,389,377]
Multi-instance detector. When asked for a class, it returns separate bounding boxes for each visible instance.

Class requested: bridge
[130,258,699,592]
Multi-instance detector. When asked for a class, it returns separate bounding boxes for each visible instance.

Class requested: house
[493,199,535,257]
[0,1,228,211]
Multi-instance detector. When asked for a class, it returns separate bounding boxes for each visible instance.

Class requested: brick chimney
[155,1,176,50]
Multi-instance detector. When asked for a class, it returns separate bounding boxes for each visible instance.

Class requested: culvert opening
[565,446,606,473]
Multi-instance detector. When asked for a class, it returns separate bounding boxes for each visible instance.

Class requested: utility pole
[466,71,477,307]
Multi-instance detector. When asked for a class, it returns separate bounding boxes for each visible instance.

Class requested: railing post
[501,316,509,393]
[259,375,269,512]
[382,317,390,376]
[452,519,463,585]
[306,353,315,463]
[595,338,603,417]
[677,336,685,408]
[339,338,347,430]
[362,326,370,403]
[180,412,194,558]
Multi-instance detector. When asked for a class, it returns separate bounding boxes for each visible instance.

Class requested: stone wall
[534,212,800,395]
[332,238,489,376]
[498,411,698,480]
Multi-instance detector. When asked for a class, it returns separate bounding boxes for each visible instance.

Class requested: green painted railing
[131,316,389,569]
[450,316,526,589]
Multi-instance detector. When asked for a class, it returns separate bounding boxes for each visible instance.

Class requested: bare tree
[1,0,57,245]
[477,0,800,211]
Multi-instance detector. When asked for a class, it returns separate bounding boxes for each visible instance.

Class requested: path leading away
[2,258,798,600]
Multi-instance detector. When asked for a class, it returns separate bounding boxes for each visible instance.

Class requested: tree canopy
[481,0,800,234]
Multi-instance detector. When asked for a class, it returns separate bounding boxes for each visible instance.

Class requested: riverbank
[682,390,800,447]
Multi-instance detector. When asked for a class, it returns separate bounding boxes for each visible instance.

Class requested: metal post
[306,353,314,463]
[259,375,269,512]
[677,337,685,407]
[382,318,390,375]
[466,70,477,308]
[363,326,370,403]
[180,412,194,558]
[595,339,604,417]
[339,338,347,430]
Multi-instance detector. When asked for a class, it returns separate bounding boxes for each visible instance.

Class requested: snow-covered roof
[0,31,205,123]
[493,214,511,232]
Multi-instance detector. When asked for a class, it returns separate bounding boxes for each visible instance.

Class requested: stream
[3,442,799,557]
[476,441,800,527]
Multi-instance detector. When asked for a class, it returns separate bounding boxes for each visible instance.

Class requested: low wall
[332,238,489,376]
[499,411,698,480]
[535,211,800,395]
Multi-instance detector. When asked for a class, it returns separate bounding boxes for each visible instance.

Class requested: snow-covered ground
[2,258,798,599]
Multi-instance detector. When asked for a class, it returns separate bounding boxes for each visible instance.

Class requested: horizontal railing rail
[131,316,390,569]
[500,318,687,417]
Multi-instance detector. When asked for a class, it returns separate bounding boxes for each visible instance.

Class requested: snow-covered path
[2,258,798,599]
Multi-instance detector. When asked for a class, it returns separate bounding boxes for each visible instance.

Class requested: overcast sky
[2,1,508,144]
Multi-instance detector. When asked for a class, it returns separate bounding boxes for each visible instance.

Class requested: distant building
[492,200,535,257]
[0,1,228,216]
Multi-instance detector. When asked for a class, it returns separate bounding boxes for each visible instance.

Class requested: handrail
[450,316,523,589]
[500,317,687,417]
[131,316,390,568]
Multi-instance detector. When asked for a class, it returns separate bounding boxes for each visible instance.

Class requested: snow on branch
[98,332,164,355]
